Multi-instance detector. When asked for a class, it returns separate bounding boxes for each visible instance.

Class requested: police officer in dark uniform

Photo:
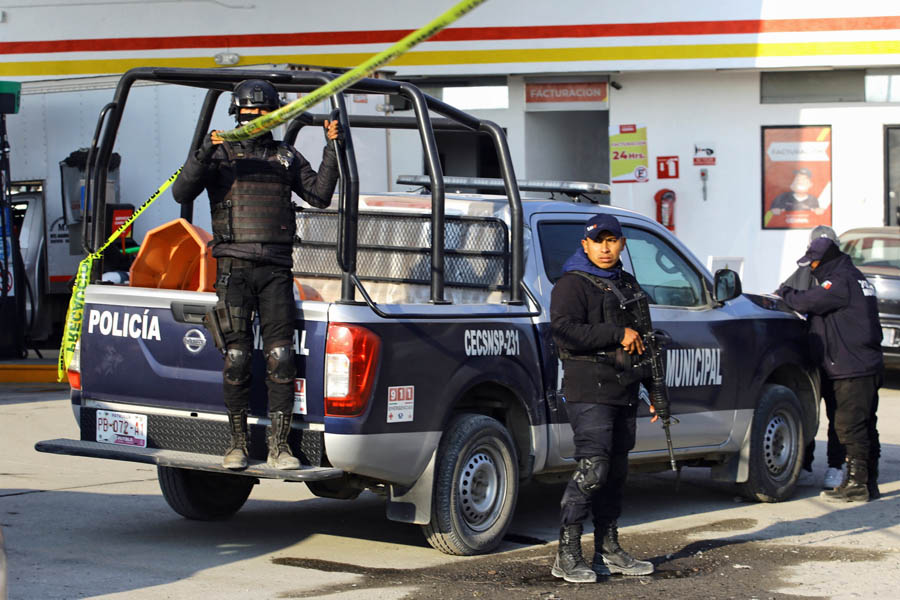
[778,237,883,502]
[173,79,339,470]
[549,214,666,583]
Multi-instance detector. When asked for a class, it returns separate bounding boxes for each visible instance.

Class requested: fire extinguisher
[654,188,676,231]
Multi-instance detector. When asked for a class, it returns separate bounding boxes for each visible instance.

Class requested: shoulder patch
[821,280,832,290]
[858,279,876,297]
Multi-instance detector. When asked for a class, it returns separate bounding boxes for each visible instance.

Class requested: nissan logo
[183,328,207,354]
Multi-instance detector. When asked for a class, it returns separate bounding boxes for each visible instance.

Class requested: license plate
[96,410,148,448]
[883,327,899,348]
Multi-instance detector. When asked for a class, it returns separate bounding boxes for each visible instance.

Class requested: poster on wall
[610,124,649,183]
[762,125,832,229]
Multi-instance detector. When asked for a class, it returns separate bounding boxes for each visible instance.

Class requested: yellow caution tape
[57,0,487,381]
[219,0,487,141]
[58,168,182,381]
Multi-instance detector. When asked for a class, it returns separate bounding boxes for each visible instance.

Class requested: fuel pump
[654,188,676,232]
[0,81,26,359]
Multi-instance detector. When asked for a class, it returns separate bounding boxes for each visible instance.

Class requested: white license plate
[96,410,147,448]
[883,327,899,348]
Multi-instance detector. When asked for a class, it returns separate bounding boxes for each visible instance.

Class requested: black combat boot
[551,524,597,583]
[593,520,654,576]
[266,411,301,470]
[822,458,869,503]
[868,460,880,500]
[223,409,249,470]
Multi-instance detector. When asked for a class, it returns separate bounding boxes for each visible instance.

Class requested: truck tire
[422,413,518,556]
[157,466,255,520]
[740,384,804,502]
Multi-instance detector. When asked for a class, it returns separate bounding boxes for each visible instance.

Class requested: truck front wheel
[423,414,519,555]
[157,466,255,520]
[740,384,804,502]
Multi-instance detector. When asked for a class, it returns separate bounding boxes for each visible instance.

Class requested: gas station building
[1,1,899,292]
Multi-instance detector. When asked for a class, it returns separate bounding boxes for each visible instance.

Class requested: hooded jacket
[550,249,643,405]
[779,251,883,379]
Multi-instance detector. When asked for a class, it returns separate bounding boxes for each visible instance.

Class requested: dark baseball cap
[584,214,623,240]
[797,236,836,267]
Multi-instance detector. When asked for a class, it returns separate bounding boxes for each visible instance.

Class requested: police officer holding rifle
[173,79,340,471]
[549,214,672,583]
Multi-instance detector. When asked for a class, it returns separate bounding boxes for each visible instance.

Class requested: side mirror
[713,269,742,303]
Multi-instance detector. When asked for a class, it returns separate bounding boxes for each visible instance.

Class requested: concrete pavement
[1,379,898,599]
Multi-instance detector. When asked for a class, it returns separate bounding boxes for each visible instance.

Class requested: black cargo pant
[802,377,846,471]
[216,259,295,415]
[832,373,881,474]
[560,401,637,527]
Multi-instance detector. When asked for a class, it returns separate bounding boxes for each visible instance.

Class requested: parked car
[839,227,900,365]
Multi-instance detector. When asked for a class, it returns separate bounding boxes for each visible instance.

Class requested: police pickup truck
[37,68,819,556]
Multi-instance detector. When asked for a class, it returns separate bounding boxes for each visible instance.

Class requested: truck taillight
[67,340,81,390]
[325,323,381,417]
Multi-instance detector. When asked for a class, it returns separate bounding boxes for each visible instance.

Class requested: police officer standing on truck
[173,79,339,470]
[549,214,666,583]
[778,236,883,502]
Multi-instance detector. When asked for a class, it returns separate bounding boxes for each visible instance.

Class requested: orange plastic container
[130,218,216,292]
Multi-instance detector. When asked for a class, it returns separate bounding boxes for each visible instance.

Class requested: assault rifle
[612,289,678,472]
[640,329,678,472]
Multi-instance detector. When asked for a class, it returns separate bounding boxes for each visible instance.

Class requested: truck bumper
[35,438,345,482]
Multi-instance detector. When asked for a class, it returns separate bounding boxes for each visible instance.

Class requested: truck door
[619,224,734,452]
[530,214,735,465]
[528,214,595,463]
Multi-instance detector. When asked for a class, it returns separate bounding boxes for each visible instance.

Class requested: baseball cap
[584,214,623,241]
[808,225,838,244]
[797,236,836,267]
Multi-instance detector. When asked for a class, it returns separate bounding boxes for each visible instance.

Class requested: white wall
[525,110,609,183]
[606,69,894,293]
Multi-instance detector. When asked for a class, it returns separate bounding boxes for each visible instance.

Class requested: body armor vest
[557,270,650,363]
[211,141,296,244]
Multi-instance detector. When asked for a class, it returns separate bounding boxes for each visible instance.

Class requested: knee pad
[265,344,295,384]
[223,347,252,385]
[573,455,609,495]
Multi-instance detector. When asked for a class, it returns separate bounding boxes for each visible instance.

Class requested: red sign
[656,156,679,179]
[112,208,134,238]
[619,124,637,134]
[526,81,608,104]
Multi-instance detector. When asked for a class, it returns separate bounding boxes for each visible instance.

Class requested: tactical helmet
[229,79,281,115]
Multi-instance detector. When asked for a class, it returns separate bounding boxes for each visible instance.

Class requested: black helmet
[229,79,281,115]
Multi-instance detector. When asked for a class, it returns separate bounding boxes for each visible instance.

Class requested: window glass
[538,222,586,283]
[537,219,635,283]
[841,233,900,269]
[622,226,705,307]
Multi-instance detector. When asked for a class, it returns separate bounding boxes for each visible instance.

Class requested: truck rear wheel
[740,384,804,502]
[422,414,518,556]
[157,466,255,520]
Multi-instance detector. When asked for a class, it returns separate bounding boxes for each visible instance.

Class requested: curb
[0,363,59,383]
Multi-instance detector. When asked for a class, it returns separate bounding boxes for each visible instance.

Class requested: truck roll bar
[84,67,529,312]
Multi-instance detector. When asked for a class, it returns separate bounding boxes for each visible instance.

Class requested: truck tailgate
[70,284,331,467]
[79,284,327,422]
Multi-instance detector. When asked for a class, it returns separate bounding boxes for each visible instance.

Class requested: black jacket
[551,269,642,405]
[779,252,883,379]
[172,132,338,265]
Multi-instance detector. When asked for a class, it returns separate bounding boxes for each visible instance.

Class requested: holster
[203,298,250,352]
[203,300,228,352]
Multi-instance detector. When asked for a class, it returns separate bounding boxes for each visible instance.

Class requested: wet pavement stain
[273,519,888,599]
